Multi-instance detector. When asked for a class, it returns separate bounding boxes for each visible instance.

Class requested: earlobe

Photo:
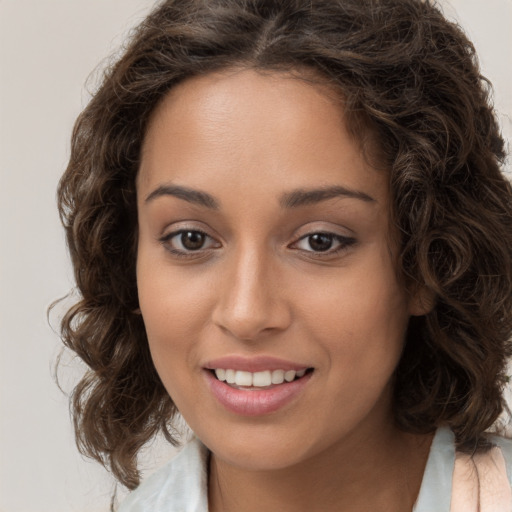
[408,286,436,317]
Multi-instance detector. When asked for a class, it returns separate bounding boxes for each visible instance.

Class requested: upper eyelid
[160,227,210,240]
[292,232,355,247]
[290,224,355,244]
[295,230,353,240]
[292,221,355,237]
[157,223,356,247]
[160,229,220,248]
[159,229,221,259]
[159,221,219,240]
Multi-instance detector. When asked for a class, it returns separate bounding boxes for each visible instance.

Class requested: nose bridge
[213,241,289,340]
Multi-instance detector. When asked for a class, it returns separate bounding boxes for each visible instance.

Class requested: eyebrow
[145,184,219,209]
[280,186,375,208]
[144,183,375,210]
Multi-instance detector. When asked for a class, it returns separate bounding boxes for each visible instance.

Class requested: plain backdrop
[0,1,511,511]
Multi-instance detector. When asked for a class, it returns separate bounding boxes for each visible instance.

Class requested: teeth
[213,368,308,387]
[215,368,226,381]
[271,369,285,384]
[235,370,253,386]
[284,370,296,382]
[253,371,272,387]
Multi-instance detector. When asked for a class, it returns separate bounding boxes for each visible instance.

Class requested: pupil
[181,231,205,250]
[309,233,333,252]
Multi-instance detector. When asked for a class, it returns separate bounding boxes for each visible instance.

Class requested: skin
[136,68,432,512]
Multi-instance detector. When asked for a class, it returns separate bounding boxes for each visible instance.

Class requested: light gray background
[1,1,511,511]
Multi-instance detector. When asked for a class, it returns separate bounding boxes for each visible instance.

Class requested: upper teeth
[214,368,307,387]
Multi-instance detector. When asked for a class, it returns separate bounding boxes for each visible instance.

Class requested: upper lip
[203,355,311,373]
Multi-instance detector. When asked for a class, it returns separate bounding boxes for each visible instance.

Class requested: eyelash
[159,229,219,259]
[291,232,357,257]
[159,229,356,259]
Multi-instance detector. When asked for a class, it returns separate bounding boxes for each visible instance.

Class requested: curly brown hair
[57,0,512,490]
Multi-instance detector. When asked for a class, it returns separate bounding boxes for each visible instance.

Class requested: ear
[408,285,435,317]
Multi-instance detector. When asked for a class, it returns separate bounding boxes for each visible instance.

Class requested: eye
[160,229,220,255]
[293,232,356,254]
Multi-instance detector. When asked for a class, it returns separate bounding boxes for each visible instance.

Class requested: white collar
[413,426,455,511]
[118,437,209,512]
[120,427,490,512]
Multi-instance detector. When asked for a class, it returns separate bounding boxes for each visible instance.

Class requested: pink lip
[203,355,309,372]
[204,368,313,416]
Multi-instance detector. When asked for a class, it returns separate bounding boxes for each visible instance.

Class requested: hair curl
[57,0,512,489]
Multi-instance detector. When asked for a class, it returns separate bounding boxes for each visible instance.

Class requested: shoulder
[488,433,512,485]
[451,433,512,512]
[118,438,209,512]
[415,427,512,512]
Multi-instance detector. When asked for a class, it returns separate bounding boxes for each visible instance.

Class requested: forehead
[137,68,387,205]
[144,67,344,135]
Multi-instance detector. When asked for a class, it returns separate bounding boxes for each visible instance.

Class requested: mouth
[209,367,314,390]
[204,363,315,416]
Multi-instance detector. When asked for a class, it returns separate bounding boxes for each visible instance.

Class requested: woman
[57,0,512,510]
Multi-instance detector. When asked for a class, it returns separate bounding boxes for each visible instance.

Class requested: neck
[208,423,433,512]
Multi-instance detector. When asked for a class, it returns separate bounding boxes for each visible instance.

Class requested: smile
[213,368,308,388]
[204,362,314,416]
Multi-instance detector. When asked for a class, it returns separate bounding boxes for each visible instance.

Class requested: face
[136,68,424,471]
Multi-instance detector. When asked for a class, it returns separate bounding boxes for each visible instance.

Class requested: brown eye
[292,231,356,256]
[180,231,206,250]
[160,229,219,256]
[307,233,334,252]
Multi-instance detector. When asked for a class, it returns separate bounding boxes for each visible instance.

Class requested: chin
[194,420,329,472]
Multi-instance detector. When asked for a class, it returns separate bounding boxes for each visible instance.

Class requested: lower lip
[204,370,313,416]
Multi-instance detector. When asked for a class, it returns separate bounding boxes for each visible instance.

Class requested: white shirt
[119,427,512,512]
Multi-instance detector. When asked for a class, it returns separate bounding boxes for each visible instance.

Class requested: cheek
[309,280,408,429]
[298,252,409,378]
[136,252,214,391]
[299,262,408,337]
[137,247,211,334]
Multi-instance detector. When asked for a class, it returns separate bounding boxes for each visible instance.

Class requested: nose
[211,247,291,341]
